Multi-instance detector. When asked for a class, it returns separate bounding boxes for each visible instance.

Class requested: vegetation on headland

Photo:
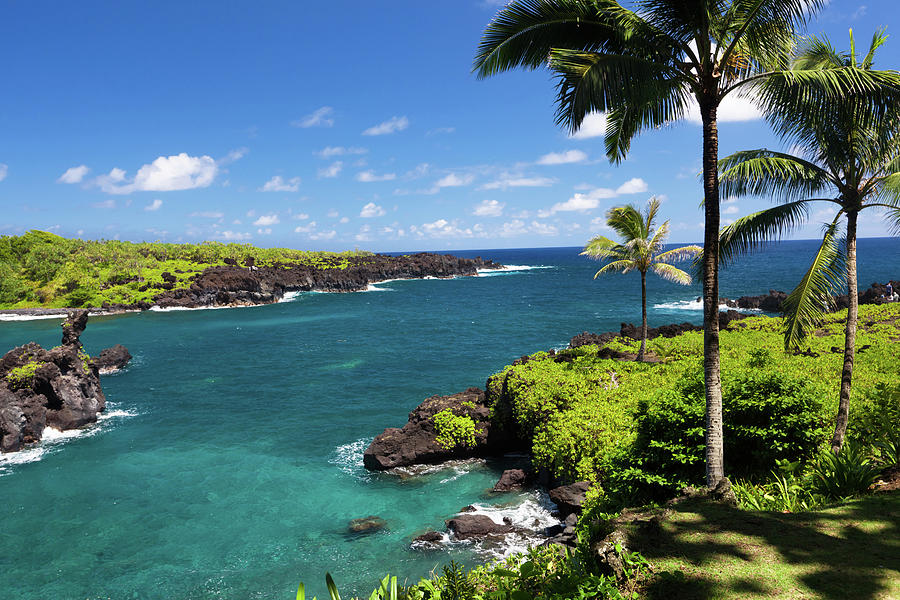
[299,304,899,599]
[0,230,373,309]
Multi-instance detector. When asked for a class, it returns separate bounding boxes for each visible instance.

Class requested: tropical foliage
[718,30,900,450]
[0,230,373,309]
[582,198,700,360]
[473,0,900,487]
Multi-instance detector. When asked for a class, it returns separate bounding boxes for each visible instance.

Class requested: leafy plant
[810,441,882,499]
[851,383,900,466]
[296,573,398,600]
[433,409,477,450]
[5,361,45,389]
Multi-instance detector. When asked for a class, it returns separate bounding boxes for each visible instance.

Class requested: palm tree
[582,198,701,361]
[718,30,900,452]
[472,0,900,487]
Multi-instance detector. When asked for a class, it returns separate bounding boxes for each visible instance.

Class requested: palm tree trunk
[638,270,647,361]
[701,98,725,488]
[832,210,859,452]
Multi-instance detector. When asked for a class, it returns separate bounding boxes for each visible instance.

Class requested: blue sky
[0,1,893,251]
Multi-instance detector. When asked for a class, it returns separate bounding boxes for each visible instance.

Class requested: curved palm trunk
[832,210,859,452]
[701,99,725,488]
[638,270,647,361]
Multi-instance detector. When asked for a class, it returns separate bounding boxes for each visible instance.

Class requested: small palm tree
[583,198,701,361]
[718,30,900,451]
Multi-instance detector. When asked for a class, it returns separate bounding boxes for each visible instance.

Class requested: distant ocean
[0,238,897,599]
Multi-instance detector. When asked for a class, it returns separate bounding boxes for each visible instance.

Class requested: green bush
[810,441,882,499]
[5,361,45,389]
[850,383,900,466]
[433,409,477,450]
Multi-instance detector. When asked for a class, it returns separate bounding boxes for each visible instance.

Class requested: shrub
[433,409,477,450]
[810,441,882,499]
[850,383,900,466]
[5,361,44,389]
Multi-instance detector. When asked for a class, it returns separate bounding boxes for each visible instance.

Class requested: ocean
[0,239,897,599]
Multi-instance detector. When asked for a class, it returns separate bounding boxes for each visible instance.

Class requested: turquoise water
[1,240,898,599]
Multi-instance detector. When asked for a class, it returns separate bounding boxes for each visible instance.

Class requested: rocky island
[0,310,129,452]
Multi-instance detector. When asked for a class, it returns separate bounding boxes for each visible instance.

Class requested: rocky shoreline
[0,311,131,453]
[0,252,503,317]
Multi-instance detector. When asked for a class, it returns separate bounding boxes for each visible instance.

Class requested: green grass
[631,492,900,600]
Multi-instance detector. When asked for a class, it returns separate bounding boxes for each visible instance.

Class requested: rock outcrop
[446,514,515,540]
[569,310,751,349]
[94,345,132,374]
[149,253,502,310]
[0,310,105,453]
[548,481,591,517]
[363,387,518,471]
[492,468,529,492]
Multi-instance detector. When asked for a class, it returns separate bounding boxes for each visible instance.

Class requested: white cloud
[569,113,608,140]
[499,219,528,237]
[95,153,218,194]
[479,175,555,191]
[362,116,409,136]
[292,213,310,220]
[686,94,762,124]
[435,173,475,188]
[257,227,272,235]
[327,209,340,218]
[218,147,248,165]
[0,164,7,182]
[473,199,505,217]
[531,221,558,236]
[318,161,343,178]
[723,204,740,215]
[616,178,648,194]
[190,211,224,218]
[218,230,252,241]
[339,216,350,223]
[92,199,116,209]
[295,220,318,233]
[310,230,337,240]
[58,165,89,184]
[421,218,474,238]
[544,187,617,215]
[253,214,280,226]
[315,146,368,158]
[427,127,455,136]
[144,198,163,211]
[360,202,386,218]
[293,106,334,128]
[536,150,588,165]
[356,170,396,182]
[260,175,301,192]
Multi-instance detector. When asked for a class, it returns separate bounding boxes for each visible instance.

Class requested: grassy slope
[633,491,899,600]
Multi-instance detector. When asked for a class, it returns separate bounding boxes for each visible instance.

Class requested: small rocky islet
[0,310,131,453]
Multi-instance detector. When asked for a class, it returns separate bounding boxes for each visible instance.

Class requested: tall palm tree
[718,30,900,452]
[473,0,900,487]
[582,198,701,361]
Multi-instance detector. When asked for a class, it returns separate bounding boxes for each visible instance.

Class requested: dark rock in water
[94,345,132,374]
[570,311,752,351]
[363,387,515,471]
[348,515,387,534]
[413,531,444,544]
[549,481,591,516]
[460,505,477,513]
[493,468,528,492]
[446,514,514,540]
[0,310,105,453]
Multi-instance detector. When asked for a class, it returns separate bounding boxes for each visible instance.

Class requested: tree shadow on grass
[633,492,899,600]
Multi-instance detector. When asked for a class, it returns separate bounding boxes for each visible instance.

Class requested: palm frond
[650,262,693,285]
[594,259,634,278]
[719,149,834,201]
[782,222,846,350]
[718,200,812,268]
[581,235,624,260]
[606,204,646,242]
[657,244,703,264]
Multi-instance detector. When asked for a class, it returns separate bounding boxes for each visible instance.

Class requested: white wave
[653,298,762,313]
[278,291,303,303]
[388,458,486,478]
[414,490,563,559]
[330,438,371,476]
[363,283,393,292]
[0,406,137,477]
[0,310,140,322]
[477,265,553,274]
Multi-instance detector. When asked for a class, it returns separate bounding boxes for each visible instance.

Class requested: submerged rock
[95,345,132,375]
[347,515,387,534]
[0,310,106,453]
